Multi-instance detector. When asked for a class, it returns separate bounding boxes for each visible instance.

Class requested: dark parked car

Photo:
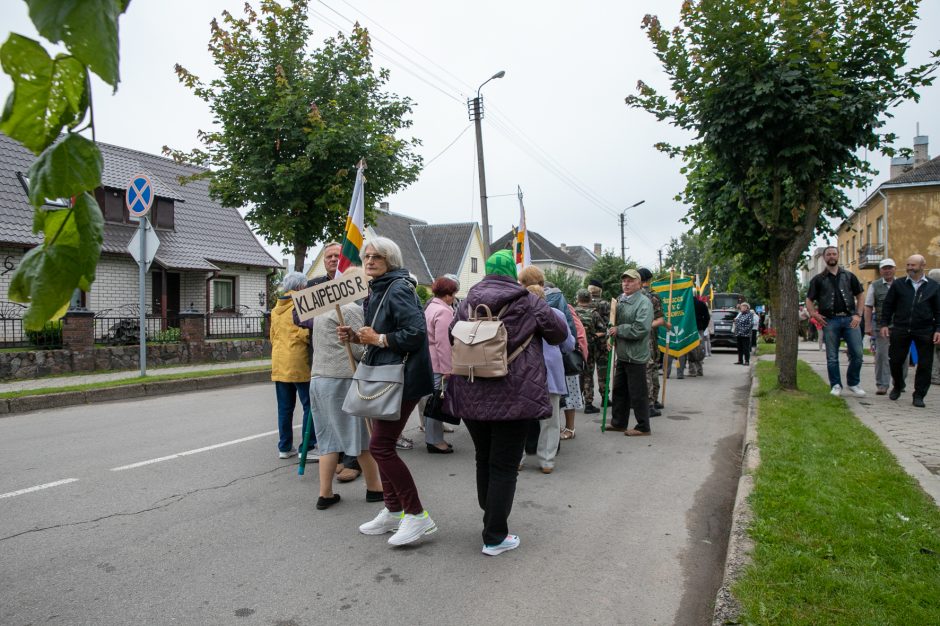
[710,309,739,348]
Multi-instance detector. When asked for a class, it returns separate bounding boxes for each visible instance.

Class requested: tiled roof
[491,229,589,271]
[412,222,476,279]
[369,210,433,284]
[0,133,281,270]
[564,245,598,270]
[885,155,940,185]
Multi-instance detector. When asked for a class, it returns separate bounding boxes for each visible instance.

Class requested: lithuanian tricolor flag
[336,164,365,276]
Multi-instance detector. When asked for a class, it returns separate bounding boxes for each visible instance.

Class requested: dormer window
[92,186,175,230]
[15,172,69,207]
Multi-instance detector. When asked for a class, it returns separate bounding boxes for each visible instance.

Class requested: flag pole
[601,298,617,432]
[661,268,675,407]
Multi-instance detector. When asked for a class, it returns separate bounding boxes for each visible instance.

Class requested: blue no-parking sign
[126,175,154,217]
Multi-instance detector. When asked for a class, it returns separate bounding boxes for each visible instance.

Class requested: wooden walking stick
[660,269,675,407]
[601,298,617,432]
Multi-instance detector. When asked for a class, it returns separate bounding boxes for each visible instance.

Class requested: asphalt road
[0,351,748,626]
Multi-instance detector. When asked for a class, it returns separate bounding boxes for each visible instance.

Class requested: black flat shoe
[366,489,384,503]
[426,443,454,454]
[316,494,341,510]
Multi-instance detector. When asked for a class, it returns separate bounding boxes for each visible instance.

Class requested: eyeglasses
[363,253,386,262]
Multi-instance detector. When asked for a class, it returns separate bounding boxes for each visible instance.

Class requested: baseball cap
[879,258,895,269]
[621,268,641,280]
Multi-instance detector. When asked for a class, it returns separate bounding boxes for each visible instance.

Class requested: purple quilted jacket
[443,274,568,421]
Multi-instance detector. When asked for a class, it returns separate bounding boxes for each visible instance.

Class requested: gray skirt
[309,376,370,456]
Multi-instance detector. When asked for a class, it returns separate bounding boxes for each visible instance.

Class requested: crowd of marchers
[261,237,726,556]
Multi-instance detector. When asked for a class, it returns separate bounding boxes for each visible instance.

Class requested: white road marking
[0,478,79,500]
[110,427,295,471]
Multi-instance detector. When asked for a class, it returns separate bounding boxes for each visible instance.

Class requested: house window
[471,257,478,273]
[866,224,872,246]
[212,278,235,312]
[876,216,884,244]
[851,236,856,262]
[152,197,175,230]
[95,188,126,223]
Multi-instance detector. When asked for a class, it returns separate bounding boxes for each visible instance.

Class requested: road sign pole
[139,217,147,377]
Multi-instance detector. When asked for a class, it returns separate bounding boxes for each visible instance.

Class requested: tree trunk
[292,242,307,273]
[775,191,822,390]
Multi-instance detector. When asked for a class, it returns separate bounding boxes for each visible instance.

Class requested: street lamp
[620,199,645,261]
[468,70,506,255]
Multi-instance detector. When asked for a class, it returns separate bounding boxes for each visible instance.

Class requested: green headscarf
[485,249,517,279]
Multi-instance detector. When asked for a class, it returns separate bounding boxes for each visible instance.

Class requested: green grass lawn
[734,361,940,624]
[0,366,269,400]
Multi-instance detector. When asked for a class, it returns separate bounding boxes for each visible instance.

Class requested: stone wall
[0,339,271,381]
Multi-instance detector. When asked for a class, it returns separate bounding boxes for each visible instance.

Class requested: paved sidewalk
[794,340,940,505]
[0,359,271,393]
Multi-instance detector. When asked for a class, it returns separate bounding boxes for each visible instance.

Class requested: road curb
[0,370,270,417]
[712,365,760,625]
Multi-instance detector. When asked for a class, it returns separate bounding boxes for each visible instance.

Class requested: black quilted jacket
[444,274,568,421]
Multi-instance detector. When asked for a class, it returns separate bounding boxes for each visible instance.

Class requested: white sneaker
[830,384,842,397]
[359,508,404,535]
[482,534,520,556]
[278,448,296,459]
[387,511,437,546]
[301,445,320,463]
[847,385,866,397]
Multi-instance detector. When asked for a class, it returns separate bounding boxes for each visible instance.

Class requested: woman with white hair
[733,302,753,365]
[337,237,437,546]
[270,271,315,459]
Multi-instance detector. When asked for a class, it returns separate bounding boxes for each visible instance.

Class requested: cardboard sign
[292,267,368,322]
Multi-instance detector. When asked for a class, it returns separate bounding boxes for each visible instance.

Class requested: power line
[423,123,472,167]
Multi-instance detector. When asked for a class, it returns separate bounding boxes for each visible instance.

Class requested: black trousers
[889,330,935,398]
[736,335,751,364]
[611,360,650,432]
[464,419,529,545]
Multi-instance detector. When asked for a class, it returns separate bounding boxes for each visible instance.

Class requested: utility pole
[658,249,664,273]
[469,71,505,256]
[620,199,645,262]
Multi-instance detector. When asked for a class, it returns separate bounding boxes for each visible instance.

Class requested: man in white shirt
[864,258,905,394]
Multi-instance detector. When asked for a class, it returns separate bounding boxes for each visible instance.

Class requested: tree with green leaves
[543,267,584,304]
[662,231,769,305]
[584,252,636,302]
[1,0,130,329]
[167,1,422,271]
[628,0,938,389]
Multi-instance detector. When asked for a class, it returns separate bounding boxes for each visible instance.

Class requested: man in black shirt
[880,254,940,407]
[805,246,866,397]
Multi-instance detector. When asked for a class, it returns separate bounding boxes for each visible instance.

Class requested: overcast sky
[2,1,938,268]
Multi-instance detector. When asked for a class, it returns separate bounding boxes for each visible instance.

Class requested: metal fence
[94,316,182,345]
[206,315,264,339]
[0,318,64,349]
[0,301,63,349]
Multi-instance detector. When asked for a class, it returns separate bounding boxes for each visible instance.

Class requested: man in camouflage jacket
[575,288,608,413]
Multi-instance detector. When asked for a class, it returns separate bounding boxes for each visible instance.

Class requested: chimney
[890,155,914,179]
[282,257,289,270]
[559,243,568,253]
[914,135,929,166]
[378,201,390,212]
[593,243,602,256]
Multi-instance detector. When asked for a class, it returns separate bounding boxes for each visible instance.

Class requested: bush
[26,321,62,349]
[416,285,432,307]
[151,327,181,343]
[761,328,777,344]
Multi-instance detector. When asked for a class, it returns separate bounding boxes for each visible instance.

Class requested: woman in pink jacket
[423,276,459,453]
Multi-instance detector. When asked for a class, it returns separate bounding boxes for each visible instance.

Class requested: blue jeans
[275,381,313,452]
[822,316,863,388]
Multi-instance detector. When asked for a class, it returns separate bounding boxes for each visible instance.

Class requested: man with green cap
[606,268,654,436]
[638,267,666,416]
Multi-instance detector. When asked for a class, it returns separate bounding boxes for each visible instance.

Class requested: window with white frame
[471,257,478,273]
[212,278,235,312]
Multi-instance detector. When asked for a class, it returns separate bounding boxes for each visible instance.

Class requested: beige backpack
[451,304,532,382]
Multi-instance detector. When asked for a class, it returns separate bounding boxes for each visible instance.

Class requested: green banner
[652,276,701,357]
